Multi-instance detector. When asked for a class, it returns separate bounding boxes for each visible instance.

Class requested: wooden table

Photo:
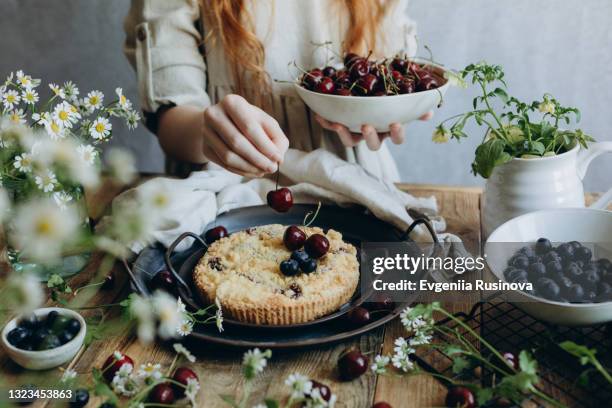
[0,181,603,408]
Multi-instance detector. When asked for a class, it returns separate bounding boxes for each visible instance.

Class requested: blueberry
[59,330,75,344]
[575,246,592,262]
[543,251,561,264]
[31,328,51,346]
[18,314,39,330]
[535,238,552,255]
[545,260,563,276]
[299,258,317,273]
[557,275,573,297]
[45,310,59,328]
[65,319,81,335]
[528,255,542,265]
[505,268,527,283]
[51,315,70,332]
[21,343,34,351]
[519,246,535,258]
[565,262,584,281]
[291,250,310,264]
[510,254,529,269]
[583,271,600,292]
[38,334,61,350]
[69,389,90,408]
[7,327,30,347]
[596,283,612,302]
[536,277,561,300]
[568,241,582,250]
[528,263,547,281]
[557,243,574,262]
[280,259,300,276]
[584,291,598,303]
[597,258,612,273]
[567,284,585,302]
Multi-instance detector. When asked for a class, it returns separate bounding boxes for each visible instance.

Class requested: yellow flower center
[120,95,127,105]
[89,96,99,105]
[35,219,53,236]
[95,122,106,133]
[154,195,168,207]
[51,122,60,133]
[59,111,69,121]
[6,95,15,103]
[10,113,19,123]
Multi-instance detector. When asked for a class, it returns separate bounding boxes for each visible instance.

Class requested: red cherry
[372,90,386,97]
[445,386,475,408]
[150,270,176,294]
[302,69,323,90]
[149,383,175,404]
[338,349,368,381]
[322,66,337,78]
[370,293,395,311]
[349,59,369,80]
[172,367,198,397]
[372,402,393,408]
[391,58,409,74]
[316,77,336,94]
[398,78,416,94]
[310,380,332,402]
[356,74,378,96]
[205,226,228,244]
[101,273,115,290]
[304,234,330,258]
[371,64,389,80]
[501,351,518,369]
[417,75,439,92]
[283,225,307,250]
[334,88,352,96]
[267,187,293,212]
[335,72,352,89]
[343,53,361,67]
[391,70,403,83]
[347,307,371,325]
[102,352,134,382]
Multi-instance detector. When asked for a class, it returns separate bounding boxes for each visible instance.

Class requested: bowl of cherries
[1,307,86,370]
[294,53,451,133]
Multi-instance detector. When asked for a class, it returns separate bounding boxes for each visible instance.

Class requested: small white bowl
[485,208,612,326]
[1,307,86,370]
[294,62,451,133]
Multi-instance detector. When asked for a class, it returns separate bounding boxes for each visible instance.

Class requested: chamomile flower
[115,87,132,110]
[62,81,79,101]
[53,101,80,128]
[138,181,172,214]
[60,368,77,383]
[391,337,416,372]
[153,290,183,339]
[2,89,20,110]
[13,198,79,262]
[8,109,26,124]
[370,355,390,374]
[84,90,104,111]
[285,373,313,399]
[173,343,196,363]
[125,109,140,130]
[13,152,33,173]
[106,147,136,184]
[34,169,58,192]
[77,144,97,165]
[177,320,193,337]
[130,295,156,344]
[432,125,450,144]
[49,83,66,99]
[184,377,200,405]
[53,191,73,210]
[215,297,224,333]
[6,272,44,315]
[43,118,66,140]
[15,70,36,89]
[89,117,112,140]
[177,297,187,313]
[242,348,271,379]
[22,88,39,105]
[137,363,162,382]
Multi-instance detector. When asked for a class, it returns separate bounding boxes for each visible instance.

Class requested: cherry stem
[303,201,322,227]
[274,163,280,190]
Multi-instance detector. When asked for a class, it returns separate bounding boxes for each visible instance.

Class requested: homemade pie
[193,224,359,325]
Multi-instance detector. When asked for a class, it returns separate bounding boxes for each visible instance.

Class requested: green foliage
[437,62,594,178]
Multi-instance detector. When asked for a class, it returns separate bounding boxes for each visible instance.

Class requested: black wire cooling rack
[412,296,612,408]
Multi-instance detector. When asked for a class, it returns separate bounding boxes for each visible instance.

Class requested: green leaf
[518,350,538,375]
[443,345,465,356]
[475,387,494,406]
[559,341,597,366]
[472,138,509,178]
[265,399,280,408]
[531,141,545,155]
[452,356,471,374]
[493,87,509,104]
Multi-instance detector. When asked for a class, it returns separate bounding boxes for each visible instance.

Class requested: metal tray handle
[164,232,208,298]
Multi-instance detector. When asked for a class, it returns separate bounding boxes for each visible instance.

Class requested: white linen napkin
[110,149,466,259]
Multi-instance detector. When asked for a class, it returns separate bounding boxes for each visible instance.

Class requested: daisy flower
[22,88,39,105]
[62,81,79,101]
[115,87,132,110]
[173,343,196,363]
[153,290,183,339]
[242,348,271,379]
[15,70,36,89]
[13,198,79,262]
[391,337,416,373]
[53,101,80,128]
[84,90,104,111]
[138,181,172,214]
[2,89,20,110]
[125,110,141,130]
[177,320,193,337]
[8,109,26,125]
[106,148,136,184]
[60,368,77,383]
[370,355,390,374]
[285,373,313,399]
[34,169,58,192]
[6,272,44,315]
[129,295,155,344]
[137,363,163,382]
[49,83,66,99]
[215,297,224,333]
[53,191,73,210]
[13,152,33,173]
[76,144,97,165]
[89,117,112,140]
[43,118,66,140]
[184,377,200,405]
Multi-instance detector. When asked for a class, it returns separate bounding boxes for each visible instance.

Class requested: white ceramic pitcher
[482,142,612,238]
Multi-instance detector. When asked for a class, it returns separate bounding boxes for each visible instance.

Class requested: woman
[124,0,430,180]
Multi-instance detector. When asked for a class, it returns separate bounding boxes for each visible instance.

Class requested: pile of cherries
[102,351,198,405]
[299,53,441,96]
[6,310,81,351]
[504,238,612,303]
[280,225,329,276]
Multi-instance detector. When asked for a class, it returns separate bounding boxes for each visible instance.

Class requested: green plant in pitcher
[435,62,594,178]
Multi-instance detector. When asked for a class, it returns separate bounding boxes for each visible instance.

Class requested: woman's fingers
[314,114,362,147]
[202,122,265,175]
[361,124,382,150]
[389,123,405,145]
[260,114,289,161]
[419,111,434,121]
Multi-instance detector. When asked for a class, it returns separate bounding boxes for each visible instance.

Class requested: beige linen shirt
[124,0,418,181]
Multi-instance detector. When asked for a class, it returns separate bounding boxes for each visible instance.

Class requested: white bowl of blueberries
[485,208,612,325]
[1,307,86,370]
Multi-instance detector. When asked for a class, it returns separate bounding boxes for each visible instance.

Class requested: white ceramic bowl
[1,307,86,370]
[485,208,612,326]
[294,63,451,133]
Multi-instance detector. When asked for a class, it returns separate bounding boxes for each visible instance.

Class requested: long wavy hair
[201,0,395,103]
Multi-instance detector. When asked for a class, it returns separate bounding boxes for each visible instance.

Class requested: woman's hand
[202,94,289,177]
[314,112,434,151]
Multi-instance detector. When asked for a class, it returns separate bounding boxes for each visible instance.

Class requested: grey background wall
[1,0,610,191]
